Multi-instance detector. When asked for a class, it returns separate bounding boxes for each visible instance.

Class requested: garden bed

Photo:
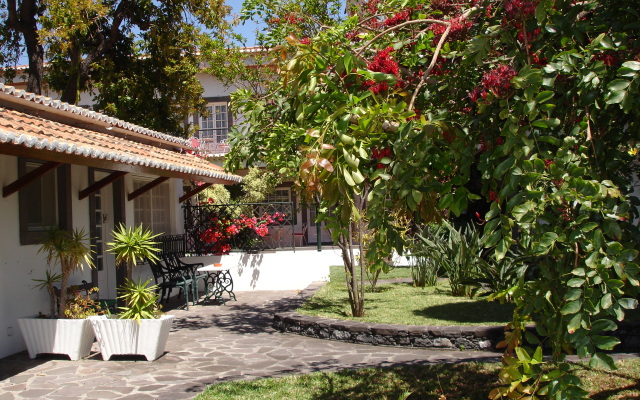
[275,267,640,352]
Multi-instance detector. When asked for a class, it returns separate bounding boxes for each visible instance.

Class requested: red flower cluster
[489,190,500,203]
[367,47,399,75]
[594,52,620,66]
[299,37,311,45]
[372,147,392,169]
[429,16,472,41]
[504,0,539,19]
[199,212,287,255]
[372,147,392,160]
[383,9,411,27]
[268,14,303,25]
[364,47,401,94]
[532,53,548,65]
[364,0,380,15]
[471,64,518,101]
[517,27,541,43]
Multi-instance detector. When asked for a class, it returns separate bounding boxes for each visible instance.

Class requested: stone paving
[0,283,635,400]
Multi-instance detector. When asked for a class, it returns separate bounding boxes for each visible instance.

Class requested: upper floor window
[199,103,229,144]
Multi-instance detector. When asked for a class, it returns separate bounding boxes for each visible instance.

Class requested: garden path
[0,283,622,400]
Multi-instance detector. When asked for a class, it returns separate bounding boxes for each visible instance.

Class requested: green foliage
[117,278,162,321]
[2,0,236,136]
[31,270,62,318]
[418,223,484,297]
[196,359,640,400]
[200,183,232,205]
[240,167,282,203]
[406,232,440,288]
[64,286,106,319]
[108,224,160,281]
[491,347,589,400]
[38,226,94,318]
[229,1,640,396]
[466,251,529,303]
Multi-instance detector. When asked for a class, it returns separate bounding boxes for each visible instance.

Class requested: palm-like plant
[117,278,162,321]
[108,224,161,281]
[38,227,94,318]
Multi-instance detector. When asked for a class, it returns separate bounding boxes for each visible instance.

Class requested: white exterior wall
[0,155,186,359]
[0,158,93,358]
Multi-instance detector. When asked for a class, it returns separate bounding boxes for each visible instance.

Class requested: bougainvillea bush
[227,1,640,398]
[198,205,287,254]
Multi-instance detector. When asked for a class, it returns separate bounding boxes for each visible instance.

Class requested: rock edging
[273,313,640,352]
[273,312,503,351]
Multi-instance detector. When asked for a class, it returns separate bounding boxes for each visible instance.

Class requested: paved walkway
[0,284,624,400]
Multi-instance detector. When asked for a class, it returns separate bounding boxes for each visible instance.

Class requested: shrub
[418,222,484,297]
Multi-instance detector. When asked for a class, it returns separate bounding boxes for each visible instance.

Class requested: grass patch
[297,266,515,326]
[196,359,640,400]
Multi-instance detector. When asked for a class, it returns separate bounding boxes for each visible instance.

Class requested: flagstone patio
[0,284,636,400]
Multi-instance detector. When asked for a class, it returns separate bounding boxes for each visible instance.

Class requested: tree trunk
[339,226,364,317]
[58,262,70,318]
[60,43,82,104]
[6,0,45,94]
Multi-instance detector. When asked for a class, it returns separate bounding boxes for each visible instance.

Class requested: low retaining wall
[273,312,640,352]
[273,312,503,351]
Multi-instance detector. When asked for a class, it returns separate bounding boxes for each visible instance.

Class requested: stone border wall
[273,312,503,351]
[273,312,640,352]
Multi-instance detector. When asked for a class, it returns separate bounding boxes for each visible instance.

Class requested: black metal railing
[183,202,294,254]
[155,234,186,256]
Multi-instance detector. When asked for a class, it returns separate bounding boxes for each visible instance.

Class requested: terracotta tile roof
[0,83,192,148]
[0,89,241,184]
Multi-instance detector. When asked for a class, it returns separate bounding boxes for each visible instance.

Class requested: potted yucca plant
[18,226,98,360]
[108,223,161,281]
[90,224,173,361]
[90,278,173,361]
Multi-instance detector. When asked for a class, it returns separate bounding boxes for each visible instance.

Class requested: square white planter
[17,317,95,361]
[89,315,174,361]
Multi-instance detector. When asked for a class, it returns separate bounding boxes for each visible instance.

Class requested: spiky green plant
[32,269,62,318]
[117,278,162,321]
[38,227,94,318]
[108,224,160,281]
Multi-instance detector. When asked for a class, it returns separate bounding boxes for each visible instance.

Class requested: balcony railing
[196,129,230,155]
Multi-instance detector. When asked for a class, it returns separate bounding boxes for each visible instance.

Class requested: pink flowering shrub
[199,211,287,255]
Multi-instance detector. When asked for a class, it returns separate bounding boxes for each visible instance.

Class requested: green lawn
[195,359,640,400]
[297,266,515,326]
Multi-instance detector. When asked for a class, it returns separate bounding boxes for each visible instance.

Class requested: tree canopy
[1,0,241,136]
[227,0,640,398]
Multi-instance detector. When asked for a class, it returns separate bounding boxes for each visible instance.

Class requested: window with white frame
[133,178,171,235]
[199,103,229,143]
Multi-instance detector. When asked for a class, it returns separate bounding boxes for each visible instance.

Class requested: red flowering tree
[227,1,640,397]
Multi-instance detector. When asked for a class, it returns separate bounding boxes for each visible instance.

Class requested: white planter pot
[89,315,174,361]
[17,317,95,361]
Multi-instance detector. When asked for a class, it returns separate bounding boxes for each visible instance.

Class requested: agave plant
[38,227,94,318]
[108,224,160,281]
[418,222,484,297]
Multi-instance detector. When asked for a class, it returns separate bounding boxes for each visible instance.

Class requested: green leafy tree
[1,0,238,137]
[227,0,640,397]
[240,167,282,203]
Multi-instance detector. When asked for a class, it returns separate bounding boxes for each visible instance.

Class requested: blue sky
[228,0,264,46]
